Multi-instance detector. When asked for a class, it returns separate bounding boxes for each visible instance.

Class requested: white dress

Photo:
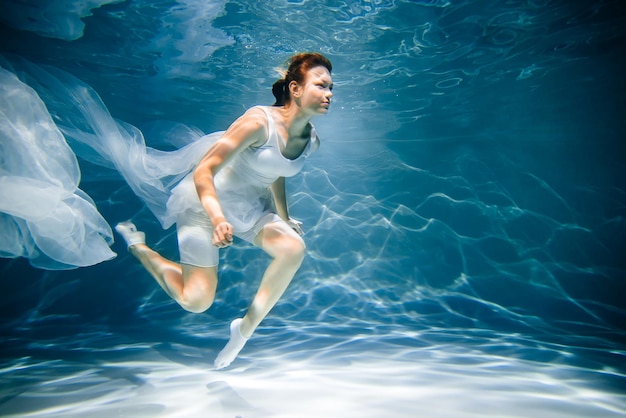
[166,106,319,233]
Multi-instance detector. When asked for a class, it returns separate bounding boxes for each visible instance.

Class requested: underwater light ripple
[5,345,625,418]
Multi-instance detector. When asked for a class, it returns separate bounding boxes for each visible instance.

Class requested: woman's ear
[289,80,302,98]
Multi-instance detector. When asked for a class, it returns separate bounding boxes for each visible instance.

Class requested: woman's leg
[116,222,217,313]
[214,221,305,369]
[241,221,306,336]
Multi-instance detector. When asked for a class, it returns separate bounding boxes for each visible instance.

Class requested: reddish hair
[272,53,332,106]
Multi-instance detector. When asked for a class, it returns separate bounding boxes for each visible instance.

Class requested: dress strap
[255,105,318,158]
[256,106,277,146]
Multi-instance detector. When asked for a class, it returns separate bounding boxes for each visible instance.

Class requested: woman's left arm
[271,177,304,235]
[270,177,289,221]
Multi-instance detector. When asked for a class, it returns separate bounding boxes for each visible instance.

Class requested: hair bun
[272,78,287,106]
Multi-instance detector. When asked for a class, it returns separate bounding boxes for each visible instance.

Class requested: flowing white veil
[0,56,220,269]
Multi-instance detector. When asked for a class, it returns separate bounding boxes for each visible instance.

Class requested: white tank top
[168,106,319,232]
[227,106,318,188]
[212,106,319,231]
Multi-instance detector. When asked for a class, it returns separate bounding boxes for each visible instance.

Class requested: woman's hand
[212,218,234,248]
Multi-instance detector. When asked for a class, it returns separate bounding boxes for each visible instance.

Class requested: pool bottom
[1,329,624,418]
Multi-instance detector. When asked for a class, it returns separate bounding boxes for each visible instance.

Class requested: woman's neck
[278,102,312,139]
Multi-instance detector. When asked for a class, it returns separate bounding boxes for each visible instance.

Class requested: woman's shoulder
[240,105,270,122]
[241,106,274,130]
[218,106,269,149]
[233,106,268,130]
[231,106,271,147]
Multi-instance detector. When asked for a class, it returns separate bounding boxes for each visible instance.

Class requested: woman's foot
[214,318,249,370]
[115,221,146,248]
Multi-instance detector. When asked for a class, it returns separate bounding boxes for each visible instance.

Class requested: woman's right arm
[193,108,267,247]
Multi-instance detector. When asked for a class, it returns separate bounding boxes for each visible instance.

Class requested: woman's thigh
[182,263,218,291]
[177,210,219,267]
[254,221,306,258]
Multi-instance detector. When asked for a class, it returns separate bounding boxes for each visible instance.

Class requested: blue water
[1,1,625,417]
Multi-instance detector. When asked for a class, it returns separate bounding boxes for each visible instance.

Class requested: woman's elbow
[192,165,202,182]
[193,164,213,190]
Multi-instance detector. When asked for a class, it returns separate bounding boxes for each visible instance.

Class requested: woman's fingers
[212,221,234,247]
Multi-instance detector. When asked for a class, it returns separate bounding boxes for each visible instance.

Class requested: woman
[115,52,333,369]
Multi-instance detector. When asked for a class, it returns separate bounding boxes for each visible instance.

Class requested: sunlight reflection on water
[1,329,624,418]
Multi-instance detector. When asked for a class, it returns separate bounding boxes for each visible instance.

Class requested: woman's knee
[180,265,218,313]
[274,234,306,264]
[258,222,306,262]
[288,235,306,260]
[180,292,214,313]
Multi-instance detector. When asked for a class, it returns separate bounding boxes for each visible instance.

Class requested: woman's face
[294,66,333,115]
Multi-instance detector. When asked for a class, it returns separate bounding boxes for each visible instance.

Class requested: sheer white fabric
[0,57,219,269]
[0,66,115,269]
